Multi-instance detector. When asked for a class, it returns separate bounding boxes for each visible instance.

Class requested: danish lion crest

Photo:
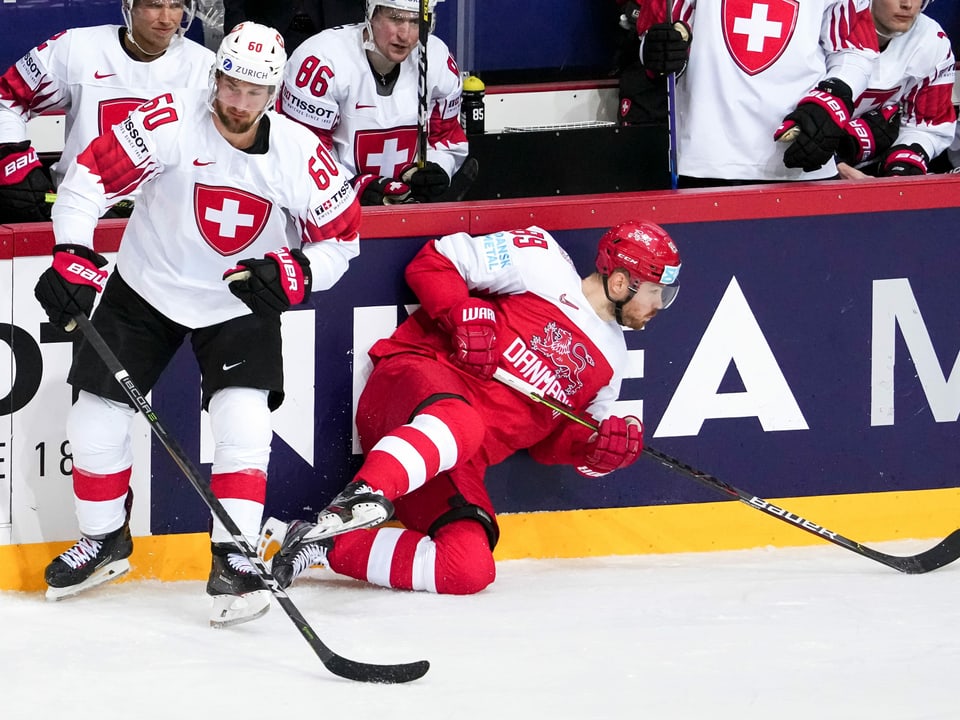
[530,321,595,396]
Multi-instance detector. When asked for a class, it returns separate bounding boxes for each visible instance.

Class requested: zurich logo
[661,264,681,285]
[222,59,234,71]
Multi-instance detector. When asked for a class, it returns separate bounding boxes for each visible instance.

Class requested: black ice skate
[45,490,134,601]
[259,518,332,589]
[312,480,394,539]
[207,543,271,628]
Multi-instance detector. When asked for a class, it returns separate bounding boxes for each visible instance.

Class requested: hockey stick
[416,0,430,169]
[491,368,960,574]
[665,0,680,189]
[71,313,429,683]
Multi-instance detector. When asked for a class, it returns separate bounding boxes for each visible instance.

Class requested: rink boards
[2,177,960,589]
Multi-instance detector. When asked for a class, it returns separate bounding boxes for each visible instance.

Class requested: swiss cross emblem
[194,184,272,256]
[354,127,418,177]
[99,97,145,134]
[722,0,798,76]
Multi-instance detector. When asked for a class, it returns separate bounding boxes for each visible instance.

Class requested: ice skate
[206,544,271,628]
[45,490,134,601]
[310,480,394,540]
[259,518,332,589]
[44,524,133,601]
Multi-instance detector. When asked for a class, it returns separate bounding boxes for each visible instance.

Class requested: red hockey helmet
[596,220,681,308]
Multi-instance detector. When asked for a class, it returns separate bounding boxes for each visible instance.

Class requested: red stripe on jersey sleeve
[906,81,957,126]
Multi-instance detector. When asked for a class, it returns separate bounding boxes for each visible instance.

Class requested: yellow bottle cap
[463,75,485,92]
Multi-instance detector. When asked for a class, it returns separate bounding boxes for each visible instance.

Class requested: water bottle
[460,75,485,135]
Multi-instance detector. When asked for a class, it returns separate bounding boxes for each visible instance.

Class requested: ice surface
[2,541,957,719]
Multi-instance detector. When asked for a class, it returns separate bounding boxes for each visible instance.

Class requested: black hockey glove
[775,78,854,172]
[34,243,109,330]
[400,161,451,202]
[881,144,929,176]
[618,0,642,33]
[224,247,312,317]
[351,173,414,205]
[641,21,692,76]
[837,104,901,166]
[0,140,54,223]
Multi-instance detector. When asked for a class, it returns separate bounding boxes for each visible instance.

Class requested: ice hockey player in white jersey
[32,22,361,627]
[0,0,214,221]
[258,222,681,595]
[835,0,956,178]
[635,0,880,184]
[280,0,469,205]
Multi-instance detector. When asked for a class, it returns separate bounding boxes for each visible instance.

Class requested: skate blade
[306,502,390,541]
[209,589,271,629]
[256,517,289,566]
[45,558,131,602]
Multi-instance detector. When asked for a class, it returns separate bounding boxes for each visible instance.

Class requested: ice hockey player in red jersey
[0,0,214,222]
[260,221,681,594]
[32,22,361,626]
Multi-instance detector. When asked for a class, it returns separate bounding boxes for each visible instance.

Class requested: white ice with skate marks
[2,541,959,719]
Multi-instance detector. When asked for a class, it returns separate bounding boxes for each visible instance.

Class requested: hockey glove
[351,173,414,206]
[224,247,312,317]
[442,297,499,381]
[0,140,54,223]
[837,104,901,166]
[400,161,451,203]
[881,144,929,176]
[618,0,642,33]
[34,244,109,330]
[576,415,643,478]
[640,21,692,76]
[775,78,854,172]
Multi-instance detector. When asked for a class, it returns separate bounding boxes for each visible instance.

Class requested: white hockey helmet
[121,0,196,40]
[365,0,441,21]
[209,22,287,119]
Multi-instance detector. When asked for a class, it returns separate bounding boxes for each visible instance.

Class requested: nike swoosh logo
[94,71,116,79]
[559,293,579,310]
[193,159,216,166]
[355,103,376,109]
[222,361,245,371]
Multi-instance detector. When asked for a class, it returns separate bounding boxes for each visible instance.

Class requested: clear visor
[633,280,680,310]
[131,0,195,33]
[215,74,275,113]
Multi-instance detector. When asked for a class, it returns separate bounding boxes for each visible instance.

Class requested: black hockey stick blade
[274,594,430,683]
[491,368,960,575]
[72,314,430,683]
[641,445,960,575]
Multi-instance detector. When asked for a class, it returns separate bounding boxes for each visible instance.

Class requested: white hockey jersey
[0,26,214,186]
[638,0,879,181]
[279,23,468,180]
[852,13,956,162]
[52,90,361,329]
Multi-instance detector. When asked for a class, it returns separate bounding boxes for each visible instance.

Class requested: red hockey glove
[837,104,901,165]
[576,416,643,478]
[399,161,450,203]
[351,173,414,206]
[224,247,312,317]
[0,140,53,222]
[443,297,498,381]
[34,244,109,330]
[775,78,854,172]
[641,21,692,76]
[881,144,929,176]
